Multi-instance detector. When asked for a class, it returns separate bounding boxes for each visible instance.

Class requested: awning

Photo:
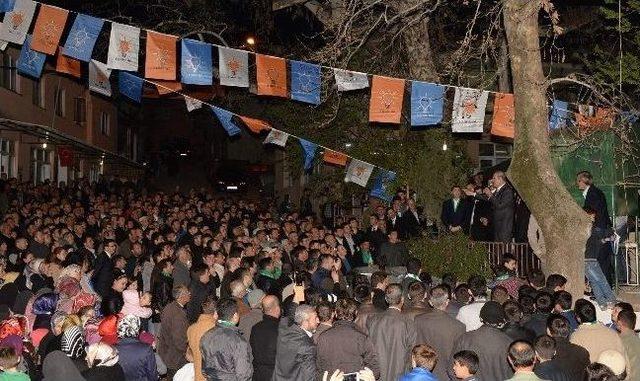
[0,118,143,169]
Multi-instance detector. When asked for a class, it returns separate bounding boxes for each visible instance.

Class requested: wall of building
[0,46,121,183]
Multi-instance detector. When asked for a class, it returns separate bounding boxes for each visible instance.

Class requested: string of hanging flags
[0,0,634,192]
[1,0,630,139]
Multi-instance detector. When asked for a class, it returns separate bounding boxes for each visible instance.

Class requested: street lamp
[442,142,448,151]
[246,36,256,46]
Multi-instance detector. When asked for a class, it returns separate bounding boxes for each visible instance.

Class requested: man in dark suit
[464,184,492,241]
[414,285,465,381]
[441,186,469,234]
[401,199,422,238]
[480,171,514,243]
[577,170,614,284]
[91,239,117,298]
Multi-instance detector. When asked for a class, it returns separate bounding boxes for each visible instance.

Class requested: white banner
[0,0,36,44]
[451,88,489,133]
[344,159,374,187]
[334,68,369,91]
[263,129,289,147]
[218,46,249,88]
[107,23,140,71]
[89,60,112,97]
[184,97,203,112]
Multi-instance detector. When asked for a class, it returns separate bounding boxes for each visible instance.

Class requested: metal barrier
[470,241,541,276]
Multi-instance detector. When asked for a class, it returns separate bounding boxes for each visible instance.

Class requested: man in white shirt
[456,275,488,331]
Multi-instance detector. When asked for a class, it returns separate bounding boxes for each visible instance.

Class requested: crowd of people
[0,176,636,381]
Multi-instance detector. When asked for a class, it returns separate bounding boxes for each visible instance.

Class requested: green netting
[552,131,638,217]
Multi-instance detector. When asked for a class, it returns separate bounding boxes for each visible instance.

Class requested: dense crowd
[0,177,637,381]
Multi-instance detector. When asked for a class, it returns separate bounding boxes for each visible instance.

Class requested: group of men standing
[441,170,515,243]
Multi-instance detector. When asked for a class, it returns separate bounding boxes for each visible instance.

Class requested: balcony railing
[470,241,541,276]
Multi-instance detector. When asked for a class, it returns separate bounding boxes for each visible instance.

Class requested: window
[30,148,51,185]
[54,86,65,117]
[0,139,14,178]
[100,112,111,136]
[477,142,512,170]
[73,98,86,124]
[0,53,19,92]
[32,80,45,108]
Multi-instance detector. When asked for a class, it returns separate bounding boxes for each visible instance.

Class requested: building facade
[0,46,140,184]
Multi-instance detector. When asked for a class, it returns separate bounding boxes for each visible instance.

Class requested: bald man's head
[262,295,281,318]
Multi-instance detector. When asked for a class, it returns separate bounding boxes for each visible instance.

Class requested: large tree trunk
[503,0,592,299]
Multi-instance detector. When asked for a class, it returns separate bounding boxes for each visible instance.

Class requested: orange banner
[369,75,405,124]
[145,31,177,80]
[154,80,182,95]
[31,5,69,55]
[323,150,348,167]
[576,107,614,135]
[490,93,515,138]
[256,54,288,97]
[239,116,271,134]
[55,48,81,78]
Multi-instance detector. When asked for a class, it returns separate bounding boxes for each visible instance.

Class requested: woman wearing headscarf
[42,350,86,381]
[30,292,59,332]
[115,315,157,381]
[61,325,88,372]
[82,342,125,381]
[37,311,66,360]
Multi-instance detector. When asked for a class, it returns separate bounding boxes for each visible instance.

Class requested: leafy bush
[406,233,490,280]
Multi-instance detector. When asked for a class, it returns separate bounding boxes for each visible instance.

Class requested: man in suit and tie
[577,171,616,296]
[441,186,469,234]
[480,171,514,243]
[402,199,422,238]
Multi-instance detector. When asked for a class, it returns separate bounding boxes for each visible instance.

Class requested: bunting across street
[63,14,104,62]
[145,31,177,80]
[0,1,630,195]
[16,34,46,78]
[451,88,489,133]
[107,23,140,71]
[89,60,112,97]
[30,4,68,55]
[218,47,249,88]
[0,0,36,44]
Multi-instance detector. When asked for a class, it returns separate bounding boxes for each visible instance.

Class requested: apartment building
[0,45,141,184]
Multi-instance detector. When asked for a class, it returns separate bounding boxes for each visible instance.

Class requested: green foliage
[580,0,640,101]
[406,233,490,280]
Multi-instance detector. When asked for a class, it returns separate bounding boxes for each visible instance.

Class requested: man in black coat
[479,171,514,243]
[577,170,614,284]
[414,285,465,381]
[91,239,117,298]
[441,186,469,234]
[273,304,318,381]
[401,199,422,238]
[465,184,493,241]
[534,335,572,381]
[547,314,590,380]
[250,295,281,381]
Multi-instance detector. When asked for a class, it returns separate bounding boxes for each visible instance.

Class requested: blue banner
[16,35,46,78]
[410,81,445,126]
[549,100,570,130]
[290,60,321,105]
[63,14,104,62]
[181,39,212,85]
[369,169,397,202]
[0,0,15,12]
[211,106,241,136]
[299,138,317,171]
[118,71,144,103]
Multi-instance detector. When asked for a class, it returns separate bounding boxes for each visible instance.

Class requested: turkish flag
[58,146,75,167]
